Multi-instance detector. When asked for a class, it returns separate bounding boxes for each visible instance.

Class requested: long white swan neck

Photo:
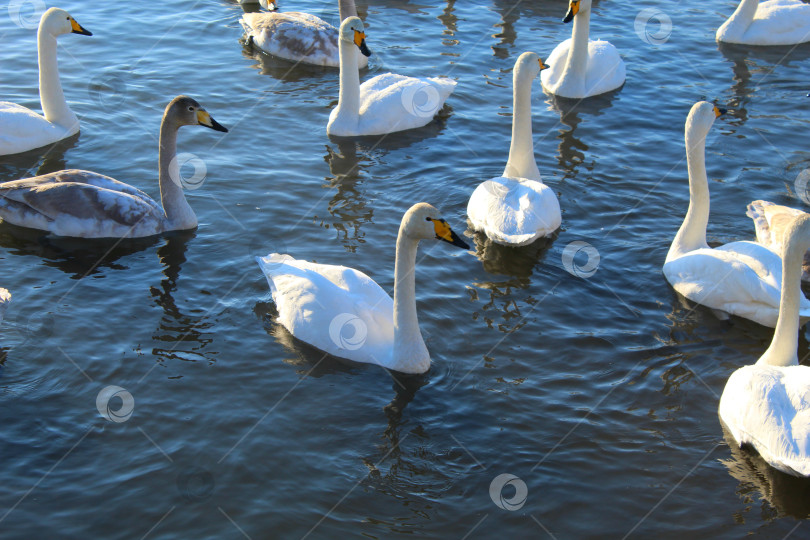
[565,8,591,80]
[503,63,541,181]
[759,221,810,367]
[339,0,357,20]
[668,117,710,261]
[37,27,77,130]
[721,0,758,36]
[392,223,430,372]
[335,37,361,124]
[158,118,197,230]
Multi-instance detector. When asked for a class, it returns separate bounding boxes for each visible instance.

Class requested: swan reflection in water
[255,299,429,419]
[720,424,810,519]
[544,90,617,180]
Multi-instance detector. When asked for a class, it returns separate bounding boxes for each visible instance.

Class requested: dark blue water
[1,0,810,538]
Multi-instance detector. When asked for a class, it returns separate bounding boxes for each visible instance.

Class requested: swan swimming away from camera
[541,0,625,99]
[716,0,810,45]
[663,101,810,327]
[256,203,469,374]
[327,17,456,136]
[720,213,810,477]
[467,52,561,246]
[240,0,368,68]
[0,96,228,238]
[0,7,92,156]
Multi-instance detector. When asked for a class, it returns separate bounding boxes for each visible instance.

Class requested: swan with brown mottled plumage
[0,96,227,238]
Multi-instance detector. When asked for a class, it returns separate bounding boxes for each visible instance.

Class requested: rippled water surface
[2,0,810,538]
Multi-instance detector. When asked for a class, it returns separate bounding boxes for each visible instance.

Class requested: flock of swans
[2,0,810,482]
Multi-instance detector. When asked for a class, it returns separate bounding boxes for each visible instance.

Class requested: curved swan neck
[37,27,77,130]
[335,38,361,124]
[339,0,357,20]
[668,120,710,261]
[721,0,758,36]
[759,222,810,367]
[565,9,591,79]
[392,227,429,372]
[503,65,541,181]
[158,120,197,230]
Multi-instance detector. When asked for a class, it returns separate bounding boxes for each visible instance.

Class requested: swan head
[515,51,550,80]
[339,16,372,57]
[41,7,92,37]
[165,96,228,133]
[563,0,591,23]
[686,101,726,139]
[402,203,470,250]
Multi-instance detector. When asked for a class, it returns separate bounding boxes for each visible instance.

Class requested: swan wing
[0,170,165,238]
[540,39,625,98]
[723,0,810,45]
[467,177,561,246]
[356,73,456,135]
[720,365,810,477]
[0,102,75,156]
[663,243,789,326]
[241,12,366,68]
[256,254,395,365]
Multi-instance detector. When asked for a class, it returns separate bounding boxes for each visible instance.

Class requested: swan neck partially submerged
[338,0,358,21]
[335,36,361,127]
[158,119,197,230]
[503,64,541,181]
[37,27,76,131]
[392,227,430,372]
[668,118,710,261]
[566,9,591,80]
[758,219,810,367]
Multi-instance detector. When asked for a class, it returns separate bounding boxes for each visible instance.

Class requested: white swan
[719,213,810,477]
[541,0,625,99]
[327,17,456,137]
[240,0,367,68]
[256,203,469,374]
[467,52,561,246]
[747,200,810,282]
[0,289,10,323]
[663,101,810,327]
[0,96,228,238]
[0,8,92,156]
[716,0,810,45]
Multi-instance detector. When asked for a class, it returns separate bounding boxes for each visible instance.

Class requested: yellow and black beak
[70,18,92,36]
[354,30,372,57]
[563,0,580,23]
[539,59,550,71]
[197,110,229,133]
[430,218,470,250]
[713,106,727,118]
